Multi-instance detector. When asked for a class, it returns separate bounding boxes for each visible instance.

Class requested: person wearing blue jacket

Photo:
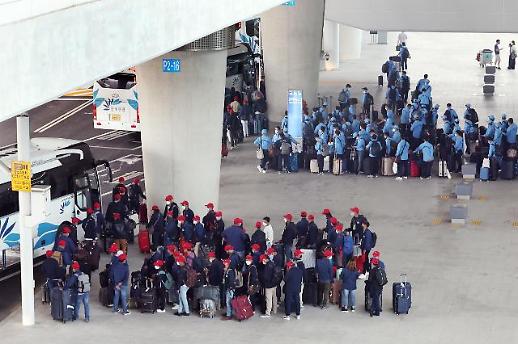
[450,130,464,173]
[164,212,179,245]
[316,250,334,308]
[485,115,496,140]
[112,253,130,315]
[56,240,72,267]
[353,133,366,175]
[333,129,346,174]
[283,261,303,320]
[360,221,374,259]
[414,139,434,179]
[340,259,365,312]
[410,117,424,149]
[443,115,453,135]
[395,136,410,180]
[223,218,247,257]
[506,118,517,145]
[221,258,236,320]
[342,229,354,265]
[315,136,326,175]
[193,215,205,244]
[254,129,272,173]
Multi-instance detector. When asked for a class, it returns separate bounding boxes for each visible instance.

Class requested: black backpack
[468,108,479,124]
[382,61,388,73]
[371,232,377,247]
[375,267,388,286]
[369,142,381,157]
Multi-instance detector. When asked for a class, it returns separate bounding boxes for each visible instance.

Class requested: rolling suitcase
[302,282,318,306]
[490,157,498,180]
[289,153,299,172]
[81,240,101,271]
[310,159,319,173]
[355,253,366,273]
[138,229,151,253]
[378,75,383,86]
[221,143,228,157]
[381,157,395,176]
[332,158,342,175]
[200,298,217,318]
[50,287,64,321]
[501,160,515,179]
[62,289,76,322]
[410,159,420,177]
[194,285,220,309]
[99,286,114,307]
[139,289,157,313]
[231,295,254,321]
[480,167,489,181]
[323,156,330,172]
[392,274,411,315]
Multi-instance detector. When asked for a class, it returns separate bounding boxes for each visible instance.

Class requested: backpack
[468,108,479,124]
[369,142,381,157]
[338,90,347,103]
[382,61,388,73]
[186,267,198,288]
[371,231,377,247]
[235,270,244,288]
[375,267,388,287]
[272,266,284,286]
[77,272,91,293]
[281,141,291,155]
[367,94,374,106]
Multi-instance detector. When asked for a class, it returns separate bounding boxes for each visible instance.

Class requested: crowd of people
[42,187,389,321]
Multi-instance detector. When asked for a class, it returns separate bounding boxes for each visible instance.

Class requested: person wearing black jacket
[42,250,66,288]
[295,211,309,248]
[293,249,306,307]
[180,200,194,224]
[306,214,318,249]
[260,255,277,318]
[281,213,297,260]
[172,255,189,316]
[349,207,366,244]
[222,259,236,320]
[240,255,259,309]
[128,178,146,214]
[367,258,384,317]
[205,252,225,308]
[163,195,179,220]
[251,221,267,252]
[148,205,164,250]
[214,211,225,259]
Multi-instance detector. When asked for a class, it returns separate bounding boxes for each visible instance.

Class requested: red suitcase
[221,143,228,157]
[355,253,366,273]
[231,295,253,321]
[138,228,151,254]
[410,159,420,177]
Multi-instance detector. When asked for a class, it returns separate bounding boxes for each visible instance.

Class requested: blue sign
[287,89,303,140]
[162,58,181,73]
[283,1,296,6]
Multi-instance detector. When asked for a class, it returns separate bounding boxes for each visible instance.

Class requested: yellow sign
[11,161,31,192]
[111,114,121,121]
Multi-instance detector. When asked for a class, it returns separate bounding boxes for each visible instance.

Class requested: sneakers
[182,313,190,317]
[257,165,262,172]
[341,307,348,312]
[283,316,291,320]
[122,311,131,316]
[157,309,166,313]
[367,175,374,178]
[261,169,266,174]
[175,312,184,316]
[403,176,408,179]
[260,314,271,318]
[395,177,403,181]
[171,304,179,310]
[296,315,301,320]
[351,307,356,312]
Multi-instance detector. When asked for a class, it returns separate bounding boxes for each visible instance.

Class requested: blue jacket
[182,221,194,242]
[451,135,464,153]
[315,258,333,283]
[415,141,434,162]
[396,139,410,161]
[334,135,345,155]
[55,235,77,258]
[340,268,361,291]
[314,123,326,135]
[284,266,303,294]
[506,123,517,144]
[488,141,496,158]
[361,228,374,252]
[223,225,247,252]
[391,130,401,143]
[334,232,344,251]
[315,140,324,155]
[411,120,424,139]
[443,120,452,135]
[401,107,411,124]
[351,119,360,133]
[383,118,394,135]
[56,247,72,266]
[281,116,288,131]
[194,223,205,243]
[343,235,354,256]
[254,132,272,150]
[111,261,129,285]
[354,137,366,152]
[494,127,503,145]
[485,122,495,139]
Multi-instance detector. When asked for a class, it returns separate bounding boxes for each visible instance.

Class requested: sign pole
[16,114,35,326]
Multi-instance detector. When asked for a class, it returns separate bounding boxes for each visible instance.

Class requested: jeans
[356,151,365,174]
[285,292,301,316]
[178,284,190,314]
[75,292,90,320]
[318,282,331,307]
[226,289,234,317]
[113,284,128,313]
[241,120,249,137]
[284,243,293,261]
[280,154,289,172]
[340,289,356,309]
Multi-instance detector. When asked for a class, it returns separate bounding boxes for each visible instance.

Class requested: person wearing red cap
[193,215,205,245]
[163,211,180,246]
[221,258,237,320]
[206,252,224,308]
[213,211,225,259]
[332,223,346,267]
[283,259,303,320]
[179,201,194,224]
[42,250,66,289]
[151,260,168,313]
[366,257,385,316]
[223,218,247,259]
[82,208,97,240]
[112,177,128,203]
[262,217,274,249]
[201,203,217,241]
[179,214,194,244]
[316,249,334,308]
[53,226,76,266]
[112,253,130,315]
[360,220,375,271]
[259,254,278,318]
[172,254,190,316]
[91,202,106,243]
[148,205,165,250]
[65,260,91,321]
[292,249,306,307]
[163,195,179,220]
[251,221,267,253]
[106,190,130,253]
[281,213,297,260]
[239,255,259,309]
[370,251,385,270]
[349,207,366,244]
[295,211,309,248]
[306,214,318,249]
[128,177,146,214]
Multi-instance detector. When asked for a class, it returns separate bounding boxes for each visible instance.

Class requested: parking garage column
[339,25,363,61]
[261,0,325,123]
[138,50,227,216]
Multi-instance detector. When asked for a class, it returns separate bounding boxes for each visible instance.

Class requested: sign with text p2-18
[162,58,181,73]
[287,89,303,140]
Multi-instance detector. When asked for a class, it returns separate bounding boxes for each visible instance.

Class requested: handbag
[256,148,264,160]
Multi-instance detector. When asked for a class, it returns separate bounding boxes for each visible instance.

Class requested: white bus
[92,70,141,131]
[0,138,112,281]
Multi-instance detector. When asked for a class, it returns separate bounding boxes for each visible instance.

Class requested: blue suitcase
[392,274,411,315]
[480,166,489,181]
[289,153,299,172]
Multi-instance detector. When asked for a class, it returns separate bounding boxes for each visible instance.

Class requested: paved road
[0,96,144,321]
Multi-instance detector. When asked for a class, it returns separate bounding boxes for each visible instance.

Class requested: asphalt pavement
[0,96,144,321]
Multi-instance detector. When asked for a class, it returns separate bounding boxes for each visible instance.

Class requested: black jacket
[224,269,237,290]
[42,257,65,280]
[281,222,297,246]
[251,229,266,252]
[207,259,224,286]
[306,222,319,248]
[261,261,276,289]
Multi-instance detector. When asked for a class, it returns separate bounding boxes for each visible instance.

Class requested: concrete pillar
[339,25,363,61]
[138,50,227,216]
[322,20,340,70]
[261,0,325,122]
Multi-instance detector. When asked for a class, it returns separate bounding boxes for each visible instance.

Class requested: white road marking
[89,145,138,151]
[34,100,92,133]
[84,130,133,142]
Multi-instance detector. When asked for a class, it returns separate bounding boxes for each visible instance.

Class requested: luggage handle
[400,273,407,284]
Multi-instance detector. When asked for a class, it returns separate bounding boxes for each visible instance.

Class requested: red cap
[233,96,239,101]
[118,253,127,262]
[371,258,379,265]
[71,217,80,225]
[154,260,164,268]
[215,211,223,217]
[109,243,118,253]
[372,251,380,258]
[208,252,216,258]
[205,202,214,209]
[133,178,140,184]
[118,177,125,183]
[266,247,276,255]
[86,208,93,215]
[166,244,176,252]
[233,218,243,225]
[193,215,200,222]
[294,249,303,258]
[255,221,262,228]
[182,242,193,250]
[284,213,293,221]
[93,202,101,209]
[323,249,333,258]
[224,244,234,251]
[245,255,253,261]
[322,208,331,215]
[176,255,186,264]
[165,195,173,201]
[336,223,344,231]
[152,205,159,211]
[222,258,231,266]
[300,211,307,217]
[177,215,185,221]
[260,254,269,262]
[330,217,338,225]
[350,207,360,214]
[181,200,189,206]
[71,261,80,270]
[58,240,66,247]
[114,194,122,201]
[62,226,71,234]
[46,250,53,258]
[308,214,315,221]
[286,261,295,269]
[251,243,261,251]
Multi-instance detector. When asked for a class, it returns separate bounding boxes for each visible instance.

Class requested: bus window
[75,189,89,211]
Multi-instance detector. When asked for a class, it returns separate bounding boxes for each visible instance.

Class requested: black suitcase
[490,157,498,180]
[378,75,383,86]
[82,240,101,271]
[501,159,515,180]
[51,287,75,322]
[99,286,113,307]
[392,277,412,315]
[302,282,318,306]
[139,289,157,313]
